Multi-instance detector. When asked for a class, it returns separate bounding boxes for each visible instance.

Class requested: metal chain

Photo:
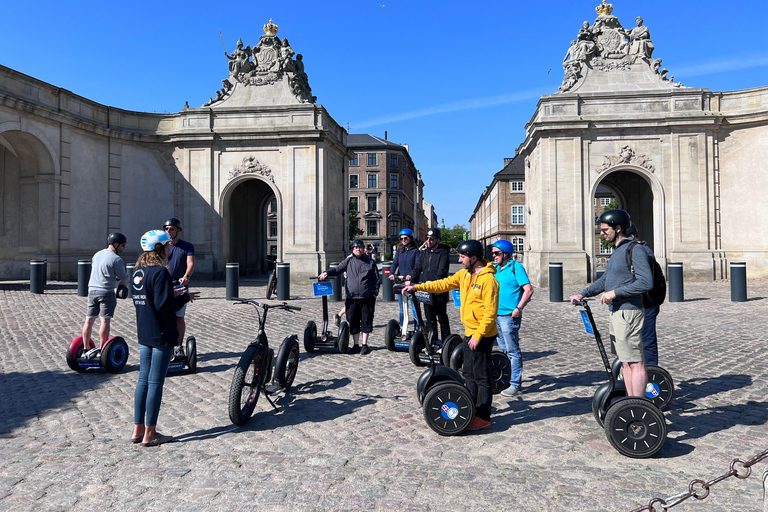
[629,447,768,512]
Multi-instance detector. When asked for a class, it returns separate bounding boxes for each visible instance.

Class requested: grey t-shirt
[580,237,653,311]
[88,248,129,294]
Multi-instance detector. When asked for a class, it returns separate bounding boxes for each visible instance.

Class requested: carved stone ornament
[230,156,275,182]
[207,19,316,106]
[596,145,655,173]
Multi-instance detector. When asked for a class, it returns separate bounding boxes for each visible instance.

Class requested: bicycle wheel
[275,335,300,391]
[228,343,266,426]
[266,272,277,300]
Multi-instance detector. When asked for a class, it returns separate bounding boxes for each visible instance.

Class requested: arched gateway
[0,19,350,279]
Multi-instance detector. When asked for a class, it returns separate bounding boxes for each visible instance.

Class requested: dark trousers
[345,296,376,335]
[423,299,451,343]
[642,306,659,366]
[463,334,495,421]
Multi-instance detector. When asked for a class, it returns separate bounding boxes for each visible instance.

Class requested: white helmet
[140,230,172,252]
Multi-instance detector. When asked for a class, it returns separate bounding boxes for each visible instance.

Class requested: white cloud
[675,54,768,77]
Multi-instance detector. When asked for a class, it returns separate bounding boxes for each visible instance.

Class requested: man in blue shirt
[164,217,195,358]
[491,239,534,397]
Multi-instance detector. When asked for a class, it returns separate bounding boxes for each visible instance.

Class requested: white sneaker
[501,385,521,397]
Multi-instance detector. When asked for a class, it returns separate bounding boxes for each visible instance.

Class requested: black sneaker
[360,345,369,355]
[334,314,341,327]
[173,346,185,360]
[348,345,360,354]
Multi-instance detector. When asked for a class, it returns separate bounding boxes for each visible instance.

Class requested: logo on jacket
[133,268,145,292]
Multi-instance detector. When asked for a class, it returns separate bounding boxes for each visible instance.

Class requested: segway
[573,299,667,458]
[406,290,463,368]
[384,275,420,351]
[303,279,350,354]
[66,336,129,373]
[610,356,674,410]
[448,343,512,395]
[167,336,198,374]
[415,328,475,436]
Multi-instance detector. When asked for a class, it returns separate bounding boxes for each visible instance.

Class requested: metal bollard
[125,264,135,298]
[381,264,394,302]
[78,259,91,297]
[549,262,563,302]
[276,262,290,301]
[730,262,747,302]
[226,263,239,300]
[30,260,45,294]
[43,259,48,287]
[329,263,342,302]
[668,262,684,302]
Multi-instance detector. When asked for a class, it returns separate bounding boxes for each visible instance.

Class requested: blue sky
[2,0,766,228]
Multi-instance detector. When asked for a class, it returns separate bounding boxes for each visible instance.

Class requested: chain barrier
[629,447,768,512]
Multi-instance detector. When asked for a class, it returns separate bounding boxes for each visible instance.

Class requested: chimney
[384,131,388,140]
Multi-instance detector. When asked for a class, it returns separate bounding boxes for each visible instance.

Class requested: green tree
[349,199,363,241]
[441,223,468,249]
[599,198,620,251]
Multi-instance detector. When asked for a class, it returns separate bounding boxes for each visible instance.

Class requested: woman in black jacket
[131,230,198,447]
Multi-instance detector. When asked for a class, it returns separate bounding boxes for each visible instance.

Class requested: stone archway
[225,178,279,276]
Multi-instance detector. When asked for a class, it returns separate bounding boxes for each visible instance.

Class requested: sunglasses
[164,227,177,231]
[400,236,410,240]
[491,251,502,256]
[426,236,438,240]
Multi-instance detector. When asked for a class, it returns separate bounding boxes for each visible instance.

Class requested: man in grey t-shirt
[81,233,130,356]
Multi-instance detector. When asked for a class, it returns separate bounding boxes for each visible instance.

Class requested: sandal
[141,434,174,447]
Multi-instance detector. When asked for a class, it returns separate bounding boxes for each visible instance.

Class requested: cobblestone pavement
[1,277,767,511]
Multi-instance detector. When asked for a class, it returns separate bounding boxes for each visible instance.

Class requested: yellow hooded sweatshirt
[416,261,499,340]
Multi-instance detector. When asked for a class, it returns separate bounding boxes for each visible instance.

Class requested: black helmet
[108,232,127,245]
[598,209,631,233]
[164,217,182,231]
[351,239,365,248]
[625,224,638,237]
[456,240,484,259]
[426,227,441,239]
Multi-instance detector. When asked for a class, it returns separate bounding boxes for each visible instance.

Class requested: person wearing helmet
[569,209,653,398]
[131,230,199,447]
[491,239,534,397]
[318,239,381,355]
[163,217,195,359]
[416,227,452,343]
[404,239,499,431]
[624,224,661,366]
[390,228,422,333]
[79,233,130,357]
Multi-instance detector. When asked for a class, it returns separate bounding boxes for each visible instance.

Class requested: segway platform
[66,336,129,373]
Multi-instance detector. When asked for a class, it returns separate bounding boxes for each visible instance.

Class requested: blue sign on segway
[580,311,594,335]
[313,282,334,296]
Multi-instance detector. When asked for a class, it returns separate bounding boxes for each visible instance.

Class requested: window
[367,153,377,166]
[350,175,358,188]
[269,221,277,238]
[512,237,525,254]
[390,196,398,212]
[510,181,524,192]
[600,197,611,206]
[367,196,377,212]
[349,197,359,211]
[390,173,398,189]
[389,220,399,236]
[368,174,377,189]
[367,220,378,236]
[390,154,398,167]
[599,244,614,254]
[269,197,277,213]
[511,205,525,225]
[350,154,359,166]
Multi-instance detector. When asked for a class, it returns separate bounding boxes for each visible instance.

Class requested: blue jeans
[641,306,659,366]
[496,315,522,388]
[134,344,173,427]
[397,294,420,330]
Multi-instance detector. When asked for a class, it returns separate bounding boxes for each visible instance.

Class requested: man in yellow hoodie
[404,239,499,431]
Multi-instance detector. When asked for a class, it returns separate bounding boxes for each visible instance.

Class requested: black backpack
[625,240,666,308]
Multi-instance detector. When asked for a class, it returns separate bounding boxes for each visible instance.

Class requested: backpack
[625,240,666,308]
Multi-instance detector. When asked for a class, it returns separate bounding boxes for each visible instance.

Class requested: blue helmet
[492,239,514,255]
[399,228,414,238]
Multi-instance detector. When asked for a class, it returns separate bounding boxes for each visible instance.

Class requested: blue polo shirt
[493,260,531,315]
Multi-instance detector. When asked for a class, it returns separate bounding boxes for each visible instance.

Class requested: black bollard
[43,259,48,287]
[730,262,747,302]
[78,259,91,297]
[276,262,290,301]
[125,264,135,298]
[30,260,45,294]
[549,262,563,302]
[226,263,239,300]
[329,263,342,302]
[668,262,684,302]
[382,264,394,302]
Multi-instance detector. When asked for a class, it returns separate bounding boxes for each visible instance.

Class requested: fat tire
[337,322,350,354]
[440,334,463,368]
[303,321,317,353]
[186,336,197,374]
[422,382,475,436]
[409,331,427,367]
[604,397,667,458]
[384,320,399,351]
[101,337,129,373]
[228,343,266,426]
[490,350,512,395]
[275,336,300,391]
[266,272,277,300]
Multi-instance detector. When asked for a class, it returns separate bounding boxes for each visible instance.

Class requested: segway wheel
[490,350,512,395]
[67,337,94,372]
[338,322,350,354]
[303,321,317,353]
[275,335,300,391]
[266,272,277,300]
[604,397,667,458]
[228,343,266,426]
[409,331,427,367]
[449,343,464,373]
[422,382,476,436]
[440,334,463,368]
[101,337,129,373]
[186,336,197,374]
[645,365,674,410]
[384,320,399,351]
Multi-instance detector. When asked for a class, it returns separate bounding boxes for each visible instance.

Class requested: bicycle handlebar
[232,298,302,311]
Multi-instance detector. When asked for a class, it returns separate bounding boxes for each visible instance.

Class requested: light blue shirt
[493,260,530,315]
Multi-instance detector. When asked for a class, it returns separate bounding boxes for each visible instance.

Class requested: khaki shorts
[608,309,645,363]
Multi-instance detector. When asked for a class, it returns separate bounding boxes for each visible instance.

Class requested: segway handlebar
[232,298,302,312]
[571,298,592,307]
